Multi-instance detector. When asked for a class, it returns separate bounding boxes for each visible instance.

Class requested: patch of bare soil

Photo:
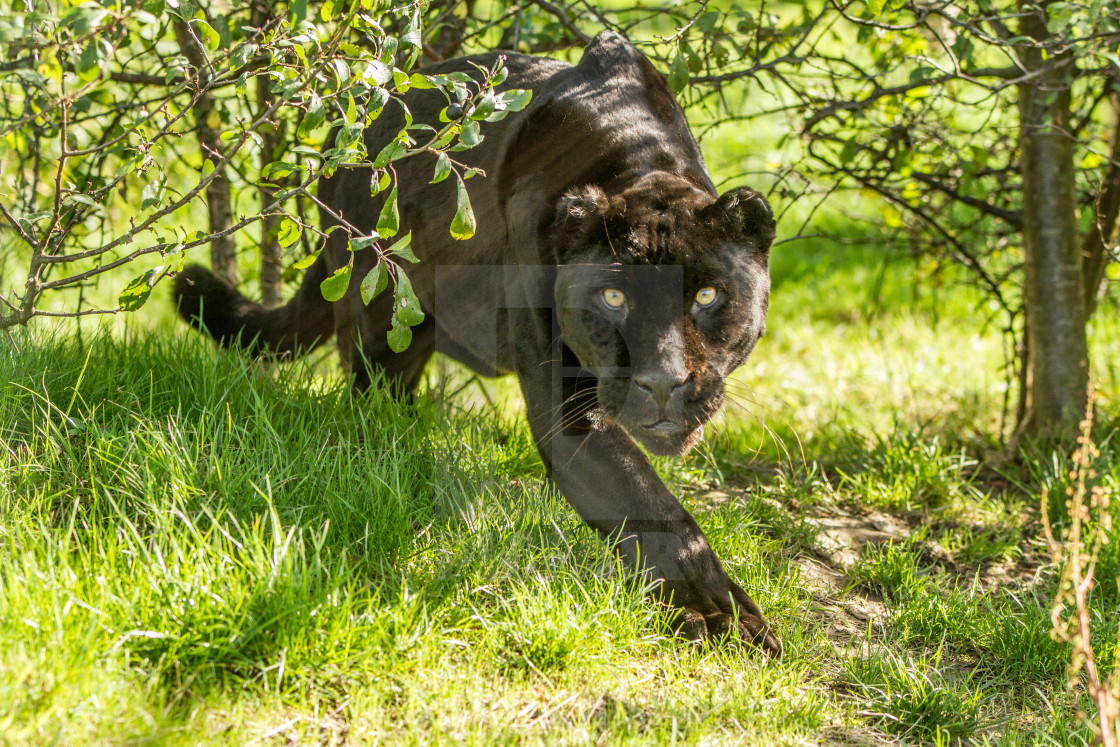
[795,513,898,659]
[811,514,908,571]
[784,505,1047,745]
[813,724,895,747]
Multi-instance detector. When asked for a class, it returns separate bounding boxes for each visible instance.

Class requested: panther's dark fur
[175,32,780,655]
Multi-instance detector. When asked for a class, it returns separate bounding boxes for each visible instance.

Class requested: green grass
[0,332,822,744]
[2,236,1119,744]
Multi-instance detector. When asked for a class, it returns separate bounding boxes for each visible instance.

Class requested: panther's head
[552,174,775,456]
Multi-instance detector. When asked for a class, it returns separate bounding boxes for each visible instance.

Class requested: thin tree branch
[527,0,592,45]
[910,172,1023,228]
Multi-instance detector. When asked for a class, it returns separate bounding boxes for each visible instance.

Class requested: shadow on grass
[1,330,621,703]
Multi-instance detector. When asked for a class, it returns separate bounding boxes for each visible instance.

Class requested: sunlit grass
[1,270,1116,743]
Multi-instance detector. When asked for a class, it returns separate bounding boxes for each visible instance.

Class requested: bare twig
[1043,398,1119,747]
[527,0,592,45]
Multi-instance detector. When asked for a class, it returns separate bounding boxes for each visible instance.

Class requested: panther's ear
[700,187,776,252]
[555,185,609,225]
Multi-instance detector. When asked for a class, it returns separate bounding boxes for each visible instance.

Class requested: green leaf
[114,151,144,178]
[368,86,389,120]
[458,120,482,148]
[278,218,302,248]
[320,262,352,302]
[387,232,417,263]
[968,145,988,170]
[430,152,451,184]
[363,62,392,87]
[63,5,109,34]
[360,262,389,304]
[394,272,425,327]
[386,318,412,352]
[372,169,392,195]
[883,205,903,228]
[685,44,702,75]
[334,123,364,152]
[909,66,937,85]
[298,92,326,138]
[432,126,457,149]
[485,89,533,122]
[140,177,165,210]
[292,251,319,270]
[118,266,163,311]
[194,19,220,51]
[1081,152,1104,169]
[696,10,721,32]
[263,161,303,179]
[952,35,974,62]
[377,186,400,238]
[498,88,532,112]
[344,92,356,126]
[289,0,308,23]
[668,50,688,94]
[400,15,422,49]
[450,175,475,240]
[78,39,100,81]
[373,139,407,168]
[349,235,379,252]
[231,41,256,69]
[290,44,309,72]
[63,194,99,210]
[470,92,496,120]
[331,58,351,85]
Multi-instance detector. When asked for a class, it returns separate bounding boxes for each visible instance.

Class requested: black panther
[175,31,781,655]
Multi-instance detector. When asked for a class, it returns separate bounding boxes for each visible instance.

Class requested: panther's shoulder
[496,32,714,206]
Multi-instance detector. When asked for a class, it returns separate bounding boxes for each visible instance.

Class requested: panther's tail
[173,255,334,357]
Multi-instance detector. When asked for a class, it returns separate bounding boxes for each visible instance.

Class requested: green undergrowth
[0,332,824,744]
[2,241,1119,742]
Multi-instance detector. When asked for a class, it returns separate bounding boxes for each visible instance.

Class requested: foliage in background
[0,0,529,352]
[420,0,1119,440]
[3,0,1117,441]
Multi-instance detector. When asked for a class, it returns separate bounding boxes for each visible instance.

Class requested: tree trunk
[254,3,283,307]
[1016,0,1089,440]
[175,19,239,287]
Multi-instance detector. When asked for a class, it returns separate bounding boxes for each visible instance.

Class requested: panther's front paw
[663,578,782,657]
[670,606,782,657]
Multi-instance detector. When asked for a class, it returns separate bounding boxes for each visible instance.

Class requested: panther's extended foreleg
[512,314,781,656]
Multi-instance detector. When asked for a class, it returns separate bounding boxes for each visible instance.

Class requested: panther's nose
[634,369,690,407]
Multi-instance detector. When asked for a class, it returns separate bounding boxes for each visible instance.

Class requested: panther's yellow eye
[602,289,626,308]
[695,287,718,307]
